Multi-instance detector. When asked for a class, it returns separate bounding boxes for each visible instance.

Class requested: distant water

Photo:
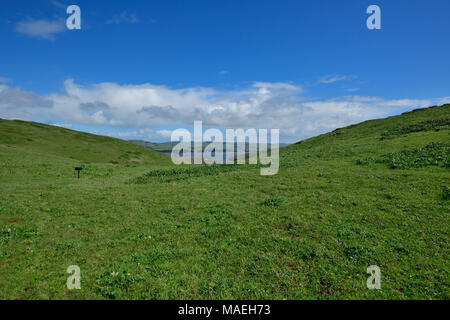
[158,151,249,162]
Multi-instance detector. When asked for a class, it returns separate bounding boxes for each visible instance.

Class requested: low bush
[381,118,450,139]
[357,142,449,169]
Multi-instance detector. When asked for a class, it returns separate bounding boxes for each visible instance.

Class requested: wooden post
[75,167,82,179]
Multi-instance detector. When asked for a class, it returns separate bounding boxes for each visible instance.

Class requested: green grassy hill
[0,104,449,299]
[0,119,170,165]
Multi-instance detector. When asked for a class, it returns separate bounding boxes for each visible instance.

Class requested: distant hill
[0,119,169,165]
[129,140,178,152]
[130,140,289,153]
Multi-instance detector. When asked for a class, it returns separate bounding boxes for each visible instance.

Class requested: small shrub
[95,270,141,299]
[357,142,449,169]
[381,118,450,139]
[261,198,283,207]
[442,187,450,200]
[129,164,258,183]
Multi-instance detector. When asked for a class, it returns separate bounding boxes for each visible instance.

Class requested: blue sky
[0,0,449,142]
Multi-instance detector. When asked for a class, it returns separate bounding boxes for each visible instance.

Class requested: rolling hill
[0,119,170,165]
[0,104,448,299]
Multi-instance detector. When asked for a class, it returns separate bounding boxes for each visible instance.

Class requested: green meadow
[0,104,449,299]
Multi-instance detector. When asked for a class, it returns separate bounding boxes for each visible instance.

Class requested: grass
[129,164,259,183]
[0,104,449,299]
[357,141,449,169]
[380,117,450,140]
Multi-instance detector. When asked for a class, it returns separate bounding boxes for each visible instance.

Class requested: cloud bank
[0,80,448,142]
[15,19,66,40]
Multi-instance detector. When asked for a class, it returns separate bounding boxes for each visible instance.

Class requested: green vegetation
[261,198,283,207]
[130,164,258,183]
[380,117,450,140]
[442,187,450,200]
[357,141,449,169]
[0,119,168,165]
[0,104,449,299]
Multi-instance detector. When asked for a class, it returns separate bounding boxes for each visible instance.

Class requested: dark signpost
[75,167,83,179]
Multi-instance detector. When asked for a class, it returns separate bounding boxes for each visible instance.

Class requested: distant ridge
[0,119,169,165]
[130,140,289,154]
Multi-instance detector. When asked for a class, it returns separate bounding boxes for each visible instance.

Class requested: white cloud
[51,123,72,128]
[436,97,450,105]
[253,82,300,91]
[90,128,158,141]
[50,0,67,9]
[106,12,140,24]
[0,80,446,142]
[318,74,356,84]
[156,130,173,138]
[0,85,53,120]
[15,19,66,40]
[296,96,432,138]
[219,70,229,75]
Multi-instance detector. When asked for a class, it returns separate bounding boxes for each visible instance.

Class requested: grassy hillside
[0,119,170,165]
[0,105,449,299]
